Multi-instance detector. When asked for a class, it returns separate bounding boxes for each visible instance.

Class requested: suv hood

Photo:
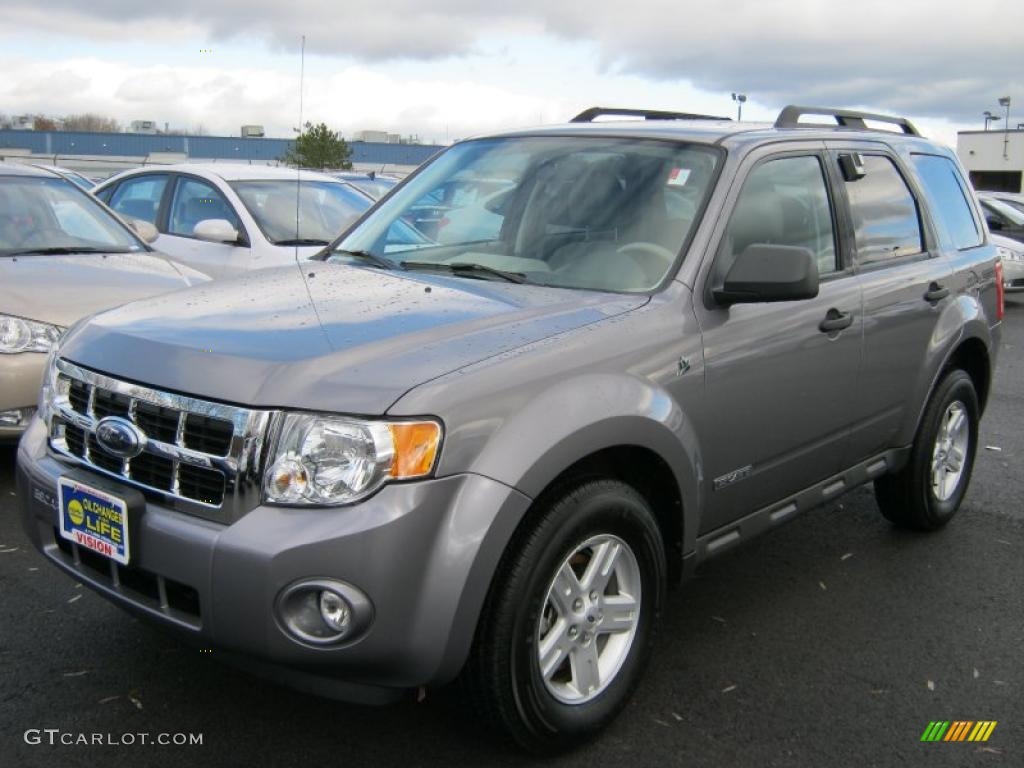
[60,262,648,414]
[0,252,208,328]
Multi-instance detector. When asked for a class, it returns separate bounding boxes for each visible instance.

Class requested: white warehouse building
[956,128,1024,192]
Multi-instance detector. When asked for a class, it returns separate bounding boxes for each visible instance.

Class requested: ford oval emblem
[94,416,146,459]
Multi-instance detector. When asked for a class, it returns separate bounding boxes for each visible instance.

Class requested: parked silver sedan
[94,164,375,278]
[1,164,208,441]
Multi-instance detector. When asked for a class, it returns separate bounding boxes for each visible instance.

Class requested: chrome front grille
[48,358,274,524]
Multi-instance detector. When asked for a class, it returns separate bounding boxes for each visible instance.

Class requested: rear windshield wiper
[330,249,400,270]
[400,260,527,284]
[274,238,330,246]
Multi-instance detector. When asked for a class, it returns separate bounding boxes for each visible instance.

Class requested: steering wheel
[616,241,676,263]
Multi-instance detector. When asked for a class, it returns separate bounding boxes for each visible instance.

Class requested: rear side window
[911,154,981,250]
[108,175,168,226]
[843,155,923,266]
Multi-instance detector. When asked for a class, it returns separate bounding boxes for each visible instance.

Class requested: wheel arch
[940,336,992,414]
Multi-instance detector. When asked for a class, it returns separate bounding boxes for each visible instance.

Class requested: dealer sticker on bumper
[58,478,129,565]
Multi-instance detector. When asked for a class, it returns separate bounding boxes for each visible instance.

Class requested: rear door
[691,146,864,532]
[105,173,169,228]
[825,142,955,463]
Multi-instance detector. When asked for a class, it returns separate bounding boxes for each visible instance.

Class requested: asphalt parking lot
[1,295,1021,768]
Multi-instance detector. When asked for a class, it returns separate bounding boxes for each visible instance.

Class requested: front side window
[108,174,168,225]
[843,155,923,266]
[231,180,370,245]
[168,178,241,237]
[331,137,721,293]
[0,176,143,255]
[911,154,981,250]
[715,155,837,283]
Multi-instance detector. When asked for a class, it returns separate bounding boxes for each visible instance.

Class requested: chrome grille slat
[47,359,274,524]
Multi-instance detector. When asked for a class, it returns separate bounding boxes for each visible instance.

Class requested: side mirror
[128,218,159,244]
[193,218,240,244]
[713,244,820,305]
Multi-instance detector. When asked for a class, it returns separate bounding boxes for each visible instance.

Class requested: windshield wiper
[3,246,125,257]
[330,249,400,270]
[274,238,330,246]
[400,260,527,284]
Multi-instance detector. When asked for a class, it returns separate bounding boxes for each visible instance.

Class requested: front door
[155,176,251,278]
[690,149,864,533]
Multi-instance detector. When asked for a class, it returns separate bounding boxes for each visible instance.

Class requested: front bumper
[16,417,531,701]
[0,351,46,441]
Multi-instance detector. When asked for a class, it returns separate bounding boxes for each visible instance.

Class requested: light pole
[731,92,747,121]
[998,96,1011,159]
[983,110,998,130]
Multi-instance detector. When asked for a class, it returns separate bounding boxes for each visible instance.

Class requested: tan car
[1,164,208,441]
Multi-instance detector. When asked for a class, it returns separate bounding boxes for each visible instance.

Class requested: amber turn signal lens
[388,421,441,478]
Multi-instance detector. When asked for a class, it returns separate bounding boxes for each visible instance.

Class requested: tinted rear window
[911,154,981,250]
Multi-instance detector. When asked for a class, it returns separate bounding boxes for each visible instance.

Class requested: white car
[94,164,375,278]
[993,233,1024,292]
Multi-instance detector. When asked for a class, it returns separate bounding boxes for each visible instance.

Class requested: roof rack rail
[774,105,920,136]
[570,107,730,123]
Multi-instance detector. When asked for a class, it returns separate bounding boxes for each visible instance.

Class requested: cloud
[0,56,565,142]
[1,0,1019,127]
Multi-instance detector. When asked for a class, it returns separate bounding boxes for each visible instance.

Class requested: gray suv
[16,106,1003,752]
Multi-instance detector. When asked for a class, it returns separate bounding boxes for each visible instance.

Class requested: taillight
[995,261,1005,321]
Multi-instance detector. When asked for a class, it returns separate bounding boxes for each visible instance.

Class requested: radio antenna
[295,34,305,261]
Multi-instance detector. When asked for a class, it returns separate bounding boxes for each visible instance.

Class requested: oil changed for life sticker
[58,477,129,565]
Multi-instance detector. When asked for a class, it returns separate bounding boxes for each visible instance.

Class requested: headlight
[37,347,66,424]
[0,314,63,354]
[263,413,442,505]
[997,245,1023,262]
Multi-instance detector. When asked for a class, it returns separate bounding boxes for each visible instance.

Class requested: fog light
[275,579,373,647]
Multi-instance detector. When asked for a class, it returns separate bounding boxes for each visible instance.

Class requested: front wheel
[464,479,666,753]
[874,369,979,530]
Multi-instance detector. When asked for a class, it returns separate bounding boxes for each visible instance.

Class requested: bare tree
[33,116,59,131]
[63,113,121,133]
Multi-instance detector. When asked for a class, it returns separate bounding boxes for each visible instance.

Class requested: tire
[464,479,666,754]
[874,369,979,530]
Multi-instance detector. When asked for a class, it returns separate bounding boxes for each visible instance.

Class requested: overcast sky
[1,0,1020,147]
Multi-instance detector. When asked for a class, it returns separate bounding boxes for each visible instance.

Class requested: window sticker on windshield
[667,168,691,187]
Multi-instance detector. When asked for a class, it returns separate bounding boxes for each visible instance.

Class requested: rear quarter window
[911,154,982,250]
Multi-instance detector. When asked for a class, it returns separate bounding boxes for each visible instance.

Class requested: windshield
[345,177,399,199]
[984,197,1024,225]
[329,136,720,292]
[230,180,371,245]
[0,176,144,256]
[61,170,95,191]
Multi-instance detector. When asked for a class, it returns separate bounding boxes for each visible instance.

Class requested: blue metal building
[0,129,443,167]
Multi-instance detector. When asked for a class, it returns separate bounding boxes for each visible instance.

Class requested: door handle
[924,282,950,302]
[819,308,854,333]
